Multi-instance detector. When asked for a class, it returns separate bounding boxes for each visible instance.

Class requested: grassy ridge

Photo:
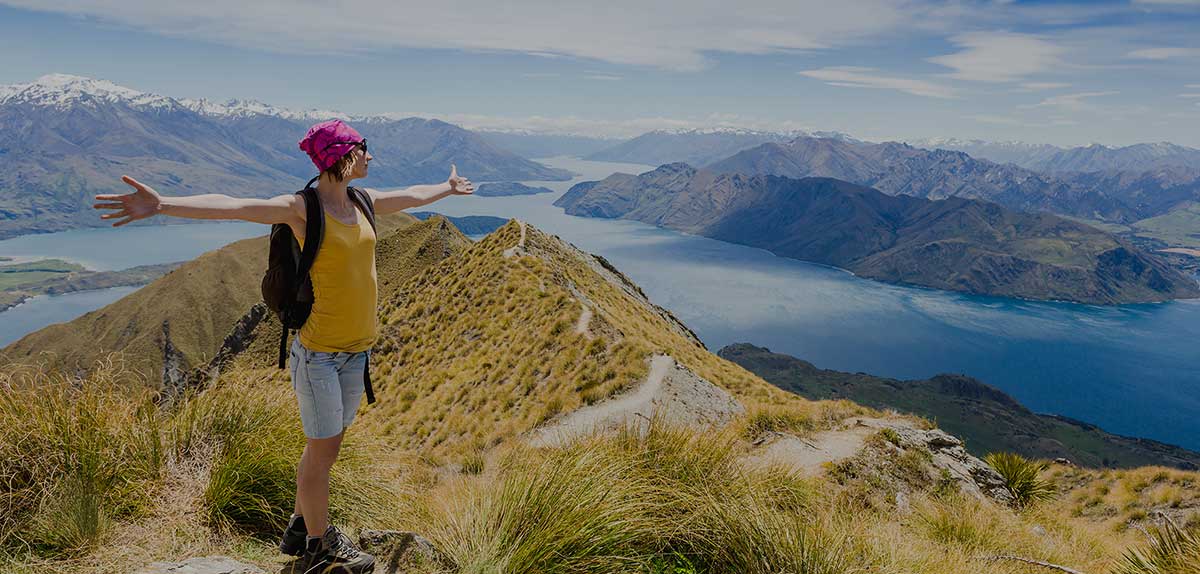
[2,217,1197,572]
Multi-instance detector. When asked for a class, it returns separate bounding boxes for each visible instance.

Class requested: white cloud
[583,74,623,81]
[963,114,1031,126]
[1180,93,1200,98]
[1016,82,1071,91]
[1022,91,1118,111]
[0,0,916,71]
[798,66,957,98]
[928,32,1065,83]
[1132,0,1200,5]
[1126,47,1199,59]
[1187,84,1200,89]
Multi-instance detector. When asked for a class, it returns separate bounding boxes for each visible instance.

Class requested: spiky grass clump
[1114,518,1200,574]
[985,452,1054,508]
[0,358,162,555]
[416,412,845,574]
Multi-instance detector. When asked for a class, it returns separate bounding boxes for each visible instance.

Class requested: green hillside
[719,343,1200,470]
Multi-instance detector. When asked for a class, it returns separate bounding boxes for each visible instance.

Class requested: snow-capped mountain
[907,137,1200,172]
[178,97,347,122]
[0,73,183,112]
[0,73,571,240]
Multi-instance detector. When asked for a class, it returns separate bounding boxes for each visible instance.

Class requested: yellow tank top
[297,201,378,352]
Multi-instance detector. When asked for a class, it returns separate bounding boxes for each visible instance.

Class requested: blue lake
[2,156,1198,450]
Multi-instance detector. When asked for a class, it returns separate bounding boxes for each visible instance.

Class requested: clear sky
[1,0,1198,146]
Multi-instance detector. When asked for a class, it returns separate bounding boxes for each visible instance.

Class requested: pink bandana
[298,119,364,172]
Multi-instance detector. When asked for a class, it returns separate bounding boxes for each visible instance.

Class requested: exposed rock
[159,320,189,402]
[134,556,265,574]
[862,418,1015,505]
[185,302,270,391]
[743,417,1015,506]
[358,530,451,573]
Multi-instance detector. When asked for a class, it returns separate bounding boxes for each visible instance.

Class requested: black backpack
[261,175,378,403]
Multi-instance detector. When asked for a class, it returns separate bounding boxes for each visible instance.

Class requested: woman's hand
[94,176,163,227]
[447,164,475,195]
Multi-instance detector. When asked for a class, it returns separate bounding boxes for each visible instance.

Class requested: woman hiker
[93,119,474,574]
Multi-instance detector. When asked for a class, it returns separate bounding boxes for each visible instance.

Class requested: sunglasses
[321,138,368,155]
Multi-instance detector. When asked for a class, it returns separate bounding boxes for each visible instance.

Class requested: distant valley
[555,163,1199,304]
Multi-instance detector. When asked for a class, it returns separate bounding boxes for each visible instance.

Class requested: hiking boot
[299,525,375,574]
[278,514,307,556]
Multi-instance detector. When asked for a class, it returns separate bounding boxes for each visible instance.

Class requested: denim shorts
[289,337,370,439]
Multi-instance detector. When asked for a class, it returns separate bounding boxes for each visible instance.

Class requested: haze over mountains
[585,127,856,167]
[707,136,1200,225]
[908,138,1200,173]
[0,74,571,239]
[555,163,1199,304]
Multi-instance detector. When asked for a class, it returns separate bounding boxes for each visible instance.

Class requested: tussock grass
[0,356,161,555]
[0,356,399,564]
[170,372,401,534]
[412,411,845,574]
[986,452,1055,508]
[1115,518,1200,574]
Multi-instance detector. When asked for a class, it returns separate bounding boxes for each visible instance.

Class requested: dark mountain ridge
[719,342,1200,470]
[554,163,1199,304]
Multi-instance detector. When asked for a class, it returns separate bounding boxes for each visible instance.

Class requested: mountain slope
[0,74,570,239]
[0,211,427,388]
[554,163,1200,304]
[719,343,1200,470]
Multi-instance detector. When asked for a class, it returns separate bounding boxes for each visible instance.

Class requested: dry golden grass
[4,219,1200,573]
[337,220,857,462]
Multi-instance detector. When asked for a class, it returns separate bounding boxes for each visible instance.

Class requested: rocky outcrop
[743,417,1015,506]
[358,529,451,573]
[134,556,264,574]
[183,302,270,392]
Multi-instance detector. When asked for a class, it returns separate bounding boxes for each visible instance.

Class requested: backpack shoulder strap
[347,186,377,233]
[296,184,324,283]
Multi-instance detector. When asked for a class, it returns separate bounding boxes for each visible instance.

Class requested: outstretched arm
[94,175,302,227]
[367,164,475,215]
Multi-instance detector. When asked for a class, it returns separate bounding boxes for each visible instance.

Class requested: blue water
[2,156,1198,450]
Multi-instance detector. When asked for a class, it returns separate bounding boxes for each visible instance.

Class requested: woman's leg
[297,432,344,537]
[291,340,348,537]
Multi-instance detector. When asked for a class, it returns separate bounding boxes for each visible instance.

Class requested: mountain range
[908,138,1200,172]
[584,127,853,167]
[0,74,572,240]
[554,163,1199,304]
[707,135,1200,226]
